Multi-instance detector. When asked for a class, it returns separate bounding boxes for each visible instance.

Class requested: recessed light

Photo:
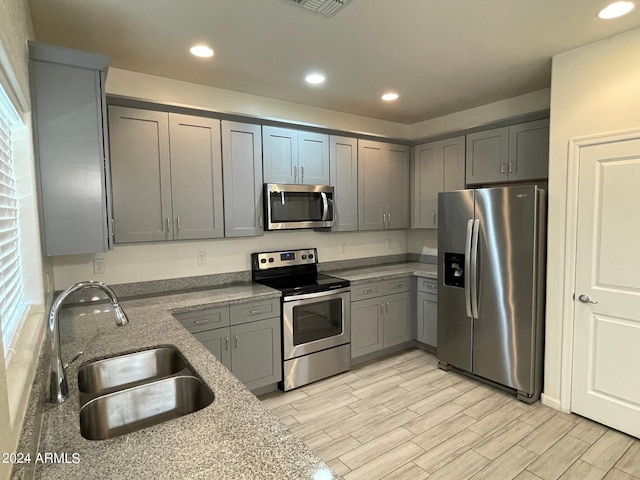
[381,92,399,101]
[190,45,214,58]
[305,73,326,85]
[598,1,634,19]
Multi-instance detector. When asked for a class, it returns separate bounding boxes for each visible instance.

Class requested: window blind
[0,84,25,359]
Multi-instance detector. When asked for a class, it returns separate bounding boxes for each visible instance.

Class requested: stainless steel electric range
[251,248,351,391]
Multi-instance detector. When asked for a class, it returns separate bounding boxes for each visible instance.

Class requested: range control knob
[268,257,274,263]
[301,255,307,259]
[260,258,267,264]
[309,254,314,259]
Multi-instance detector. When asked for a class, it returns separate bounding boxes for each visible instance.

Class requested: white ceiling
[27,0,640,124]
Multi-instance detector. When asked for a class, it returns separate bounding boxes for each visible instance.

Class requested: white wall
[53,230,407,288]
[407,229,438,256]
[544,27,640,411]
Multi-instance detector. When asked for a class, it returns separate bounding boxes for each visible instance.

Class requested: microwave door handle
[321,192,329,221]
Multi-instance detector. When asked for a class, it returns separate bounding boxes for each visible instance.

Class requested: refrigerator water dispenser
[444,252,465,288]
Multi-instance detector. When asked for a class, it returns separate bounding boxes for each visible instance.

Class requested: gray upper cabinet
[466,119,549,185]
[29,41,112,255]
[508,119,550,182]
[109,107,170,243]
[466,127,509,185]
[412,136,465,229]
[109,106,224,242]
[221,121,264,237]
[329,136,358,231]
[358,140,410,230]
[169,114,224,240]
[262,126,329,184]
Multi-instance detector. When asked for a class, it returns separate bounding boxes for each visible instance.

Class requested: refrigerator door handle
[464,219,474,318]
[470,219,480,319]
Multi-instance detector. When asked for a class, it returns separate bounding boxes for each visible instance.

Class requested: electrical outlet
[197,251,207,265]
[340,242,346,253]
[93,258,105,274]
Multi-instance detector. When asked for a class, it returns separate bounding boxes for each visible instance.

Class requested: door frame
[556,128,640,412]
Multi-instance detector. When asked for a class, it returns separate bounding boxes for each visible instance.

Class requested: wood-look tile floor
[259,348,640,480]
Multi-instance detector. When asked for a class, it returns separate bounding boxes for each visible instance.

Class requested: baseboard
[541,393,567,412]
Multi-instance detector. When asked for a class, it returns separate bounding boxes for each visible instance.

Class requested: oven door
[282,288,350,360]
[265,183,334,230]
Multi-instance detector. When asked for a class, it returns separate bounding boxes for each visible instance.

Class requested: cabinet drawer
[417,278,438,294]
[174,307,230,333]
[381,277,412,294]
[230,298,280,326]
[350,282,382,301]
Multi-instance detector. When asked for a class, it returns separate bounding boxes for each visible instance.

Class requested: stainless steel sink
[79,375,214,440]
[77,346,214,440]
[78,346,188,395]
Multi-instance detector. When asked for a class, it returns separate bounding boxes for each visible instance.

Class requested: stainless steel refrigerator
[437,185,546,403]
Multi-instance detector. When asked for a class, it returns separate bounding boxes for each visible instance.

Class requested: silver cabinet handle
[301,165,304,183]
[176,217,181,231]
[394,283,404,289]
[224,337,229,351]
[379,303,384,314]
[234,335,238,348]
[578,294,598,304]
[363,288,374,294]
[383,213,387,226]
[257,215,263,229]
[508,161,514,173]
[166,217,171,231]
[388,213,392,226]
[193,319,211,325]
[249,309,264,315]
[294,165,298,182]
[500,162,506,174]
[385,302,389,313]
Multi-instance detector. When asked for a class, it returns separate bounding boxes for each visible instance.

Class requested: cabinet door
[299,132,329,185]
[416,292,438,347]
[442,136,466,192]
[466,127,508,185]
[263,126,298,184]
[351,297,384,358]
[358,140,386,230]
[412,141,443,229]
[387,144,410,229]
[230,317,282,391]
[30,58,111,255]
[221,121,264,237]
[193,327,232,370]
[330,136,358,231]
[169,114,224,240]
[109,106,172,242]
[383,292,412,348]
[508,119,549,182]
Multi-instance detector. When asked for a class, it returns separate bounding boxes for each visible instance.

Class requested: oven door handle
[283,286,350,302]
[321,192,329,221]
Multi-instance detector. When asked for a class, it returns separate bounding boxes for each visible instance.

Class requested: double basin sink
[77,346,214,440]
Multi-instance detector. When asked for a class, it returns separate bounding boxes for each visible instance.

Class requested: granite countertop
[329,261,438,284]
[21,282,340,480]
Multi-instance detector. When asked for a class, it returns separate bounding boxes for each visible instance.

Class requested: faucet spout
[49,280,129,404]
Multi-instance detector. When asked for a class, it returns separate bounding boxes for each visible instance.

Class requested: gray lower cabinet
[466,119,549,185]
[412,136,465,229]
[262,126,329,185]
[351,279,412,359]
[358,140,410,230]
[174,299,282,392]
[28,41,112,255]
[109,106,224,242]
[330,135,358,231]
[221,121,264,237]
[415,278,438,349]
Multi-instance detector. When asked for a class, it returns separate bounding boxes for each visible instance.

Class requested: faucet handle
[64,350,84,370]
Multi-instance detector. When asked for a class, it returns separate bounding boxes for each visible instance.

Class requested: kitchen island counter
[15,283,340,480]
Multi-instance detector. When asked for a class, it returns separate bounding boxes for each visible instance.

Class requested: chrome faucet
[49,280,129,404]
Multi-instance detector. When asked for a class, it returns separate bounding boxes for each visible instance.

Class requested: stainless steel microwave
[264,184,335,230]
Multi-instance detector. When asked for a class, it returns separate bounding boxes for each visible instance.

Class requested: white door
[571,135,640,438]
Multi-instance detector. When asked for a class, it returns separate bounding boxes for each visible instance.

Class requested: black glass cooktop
[256,273,349,296]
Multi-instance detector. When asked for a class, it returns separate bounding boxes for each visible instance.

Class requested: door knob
[578,294,598,304]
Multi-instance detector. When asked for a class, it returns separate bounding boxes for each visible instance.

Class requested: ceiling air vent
[289,0,353,17]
